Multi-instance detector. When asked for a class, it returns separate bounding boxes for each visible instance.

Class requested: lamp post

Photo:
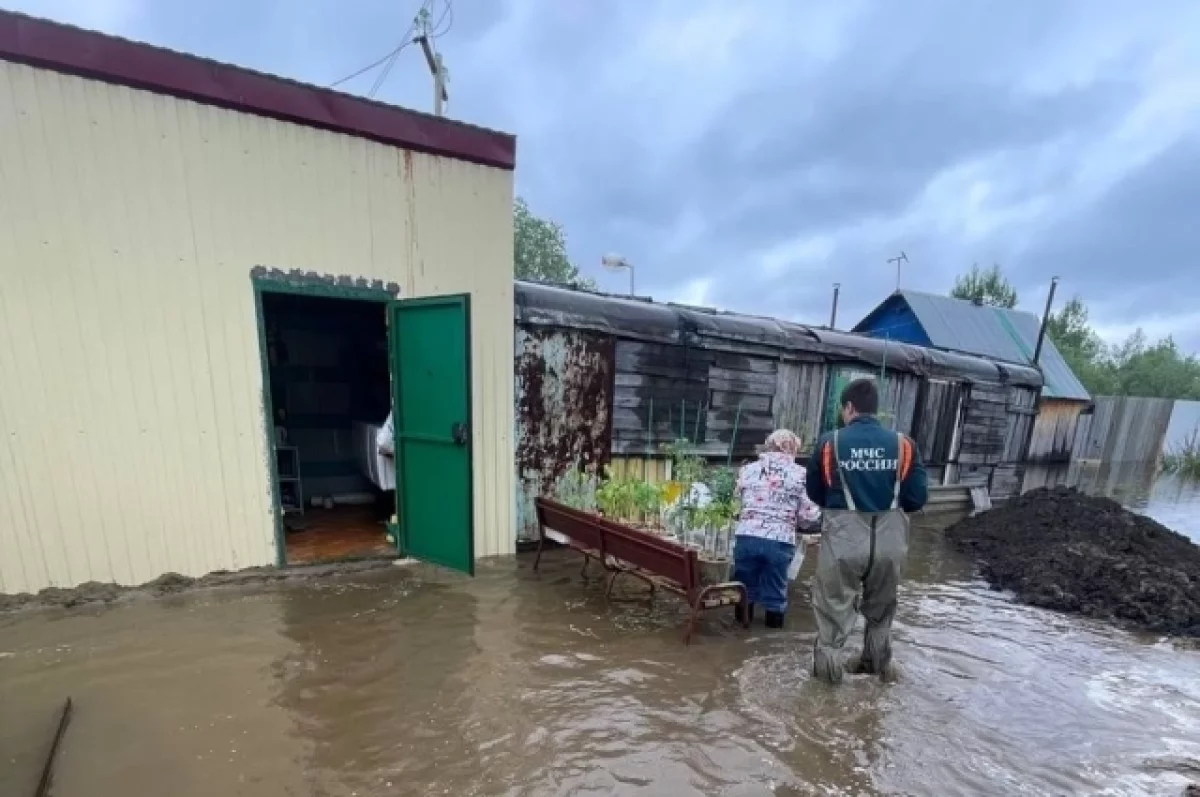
[601,253,634,296]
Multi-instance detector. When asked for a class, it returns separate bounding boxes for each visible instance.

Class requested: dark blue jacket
[805,416,928,513]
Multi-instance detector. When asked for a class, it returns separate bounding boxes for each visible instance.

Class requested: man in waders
[805,378,928,683]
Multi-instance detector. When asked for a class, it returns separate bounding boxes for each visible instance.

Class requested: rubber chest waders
[811,429,910,684]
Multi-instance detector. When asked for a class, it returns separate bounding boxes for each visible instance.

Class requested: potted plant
[552,467,599,512]
[631,480,666,531]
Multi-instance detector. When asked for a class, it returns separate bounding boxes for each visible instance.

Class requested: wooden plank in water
[35,697,72,797]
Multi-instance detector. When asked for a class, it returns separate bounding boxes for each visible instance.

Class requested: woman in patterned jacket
[732,429,820,629]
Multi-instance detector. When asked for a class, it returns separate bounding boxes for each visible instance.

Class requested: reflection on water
[1024,460,1200,543]
[2,533,1199,796]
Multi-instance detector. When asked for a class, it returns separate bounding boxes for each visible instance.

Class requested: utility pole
[887,251,909,292]
[1033,276,1060,366]
[829,283,840,329]
[414,7,449,116]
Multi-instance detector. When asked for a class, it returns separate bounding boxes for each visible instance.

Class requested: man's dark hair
[840,378,879,415]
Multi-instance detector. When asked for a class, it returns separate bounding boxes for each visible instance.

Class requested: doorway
[260,289,394,565]
[253,280,476,574]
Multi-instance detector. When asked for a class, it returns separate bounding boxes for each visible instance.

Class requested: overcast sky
[16,0,1200,352]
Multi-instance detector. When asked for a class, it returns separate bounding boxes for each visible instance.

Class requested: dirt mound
[947,486,1200,637]
[0,560,399,615]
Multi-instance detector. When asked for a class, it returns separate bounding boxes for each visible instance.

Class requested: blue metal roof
[853,290,1091,401]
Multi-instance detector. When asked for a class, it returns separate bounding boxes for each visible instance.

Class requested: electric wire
[328,0,439,92]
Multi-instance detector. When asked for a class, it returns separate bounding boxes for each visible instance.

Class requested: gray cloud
[13,0,1200,350]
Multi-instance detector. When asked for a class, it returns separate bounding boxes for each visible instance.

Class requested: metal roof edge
[0,9,516,170]
[514,282,1044,389]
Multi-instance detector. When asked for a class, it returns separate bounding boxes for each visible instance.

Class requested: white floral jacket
[735,451,821,544]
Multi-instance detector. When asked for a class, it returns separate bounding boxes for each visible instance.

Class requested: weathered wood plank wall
[515,308,1050,511]
[1071,395,1173,465]
[910,379,964,466]
[610,340,710,455]
[705,352,779,459]
[773,361,827,450]
[1027,397,1085,462]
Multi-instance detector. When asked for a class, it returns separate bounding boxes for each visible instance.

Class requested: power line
[433,0,454,38]
[367,45,405,98]
[329,45,407,89]
[328,0,436,91]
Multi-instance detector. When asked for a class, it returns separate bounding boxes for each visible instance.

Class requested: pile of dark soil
[947,486,1200,637]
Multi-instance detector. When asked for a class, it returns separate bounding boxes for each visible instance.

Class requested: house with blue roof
[853,290,1092,463]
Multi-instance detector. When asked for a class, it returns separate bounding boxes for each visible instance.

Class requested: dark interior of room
[261,292,395,564]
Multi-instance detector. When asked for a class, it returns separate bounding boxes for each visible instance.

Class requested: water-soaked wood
[708,376,777,396]
[774,360,827,446]
[710,391,771,412]
[34,697,72,797]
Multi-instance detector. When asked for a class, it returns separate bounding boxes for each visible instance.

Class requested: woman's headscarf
[763,429,801,457]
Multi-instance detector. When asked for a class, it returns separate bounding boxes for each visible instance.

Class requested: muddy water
[3,524,1200,796]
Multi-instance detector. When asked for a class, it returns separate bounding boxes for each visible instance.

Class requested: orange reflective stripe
[821,441,834,487]
[899,437,912,481]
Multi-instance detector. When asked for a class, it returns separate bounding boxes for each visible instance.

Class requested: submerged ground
[3,519,1200,796]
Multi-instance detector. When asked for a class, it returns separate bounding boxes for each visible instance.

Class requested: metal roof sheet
[857,290,1091,401]
[515,281,1044,389]
[0,10,516,170]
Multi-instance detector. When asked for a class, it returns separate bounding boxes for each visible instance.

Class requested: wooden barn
[513,283,1045,542]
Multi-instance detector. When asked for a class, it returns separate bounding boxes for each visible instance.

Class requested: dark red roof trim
[0,10,516,170]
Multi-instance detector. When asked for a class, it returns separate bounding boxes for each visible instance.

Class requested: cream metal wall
[0,62,516,593]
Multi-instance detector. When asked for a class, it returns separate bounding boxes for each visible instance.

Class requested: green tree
[513,197,594,288]
[1044,296,1110,390]
[950,264,1019,308]
[1042,295,1200,400]
[1105,334,1200,399]
[1045,297,1102,360]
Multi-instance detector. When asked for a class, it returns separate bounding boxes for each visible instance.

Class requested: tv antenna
[887,251,909,292]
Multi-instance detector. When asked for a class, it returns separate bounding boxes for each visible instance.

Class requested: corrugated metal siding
[0,63,515,593]
[514,326,613,541]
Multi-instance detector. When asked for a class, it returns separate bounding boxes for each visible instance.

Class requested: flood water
[3,477,1200,796]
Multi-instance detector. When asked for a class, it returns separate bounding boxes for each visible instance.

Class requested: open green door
[389,295,474,575]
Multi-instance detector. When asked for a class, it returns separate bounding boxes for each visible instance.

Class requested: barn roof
[853,290,1090,401]
[514,281,1044,390]
[0,10,515,170]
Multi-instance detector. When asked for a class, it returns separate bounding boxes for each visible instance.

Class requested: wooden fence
[1072,395,1174,465]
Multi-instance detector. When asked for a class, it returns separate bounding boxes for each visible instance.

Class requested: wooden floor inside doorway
[285,506,395,565]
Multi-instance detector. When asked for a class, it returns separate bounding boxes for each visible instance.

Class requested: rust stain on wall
[514,326,614,539]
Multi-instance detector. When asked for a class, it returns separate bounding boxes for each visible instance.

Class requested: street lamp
[601,253,634,296]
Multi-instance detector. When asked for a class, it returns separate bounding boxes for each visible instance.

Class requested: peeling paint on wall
[514,326,614,540]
